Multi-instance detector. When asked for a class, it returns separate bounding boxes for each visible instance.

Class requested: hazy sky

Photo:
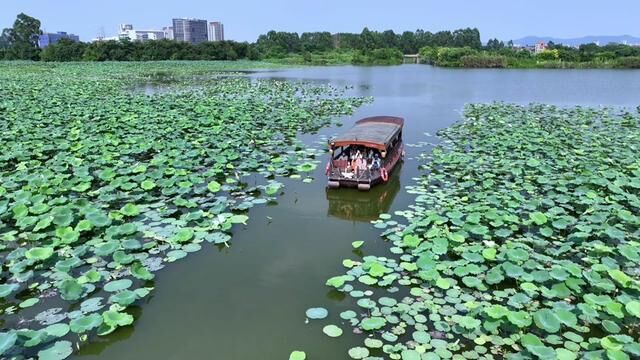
[2,0,639,42]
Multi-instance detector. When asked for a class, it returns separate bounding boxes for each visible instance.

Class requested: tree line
[1,12,639,68]
[0,13,481,63]
[419,42,640,68]
[254,27,482,57]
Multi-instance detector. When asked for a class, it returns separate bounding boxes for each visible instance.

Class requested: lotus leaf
[140,180,156,190]
[625,301,640,317]
[533,309,561,333]
[130,262,155,280]
[0,284,19,298]
[119,203,140,217]
[348,347,369,359]
[25,247,54,261]
[229,215,249,224]
[361,317,386,330]
[207,181,222,193]
[103,279,133,292]
[289,351,306,360]
[364,338,383,348]
[37,340,73,360]
[70,313,103,333]
[44,323,70,338]
[340,310,357,320]
[401,350,421,360]
[322,324,343,337]
[109,290,138,306]
[58,279,83,301]
[305,307,328,320]
[326,276,348,288]
[102,310,134,327]
[0,332,17,356]
[19,298,40,308]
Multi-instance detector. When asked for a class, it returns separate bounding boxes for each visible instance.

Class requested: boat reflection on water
[326,163,402,222]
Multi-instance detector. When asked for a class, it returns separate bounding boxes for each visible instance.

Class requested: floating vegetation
[0,62,370,358]
[289,350,307,360]
[327,103,640,359]
[306,307,329,320]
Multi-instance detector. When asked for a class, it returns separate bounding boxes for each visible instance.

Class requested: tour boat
[325,116,404,191]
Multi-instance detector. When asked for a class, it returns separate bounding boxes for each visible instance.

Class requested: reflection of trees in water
[326,163,402,222]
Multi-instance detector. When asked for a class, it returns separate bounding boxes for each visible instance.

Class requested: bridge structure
[402,54,421,64]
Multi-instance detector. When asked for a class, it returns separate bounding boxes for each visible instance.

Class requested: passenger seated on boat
[358,157,368,175]
[342,163,355,178]
[371,155,381,170]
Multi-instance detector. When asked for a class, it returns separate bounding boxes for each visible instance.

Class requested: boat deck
[327,141,403,190]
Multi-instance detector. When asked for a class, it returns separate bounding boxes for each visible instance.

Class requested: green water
[75,65,640,359]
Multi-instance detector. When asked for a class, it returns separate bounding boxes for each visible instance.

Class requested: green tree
[6,13,42,60]
[486,38,504,50]
[333,33,360,49]
[300,32,333,52]
[40,38,86,61]
[360,27,376,52]
[0,28,10,49]
[255,30,300,57]
[0,28,10,59]
[452,28,481,49]
[380,30,398,49]
[432,30,454,47]
[399,31,417,54]
[537,49,560,61]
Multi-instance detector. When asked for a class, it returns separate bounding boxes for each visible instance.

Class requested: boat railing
[383,141,403,169]
[329,159,379,182]
[329,141,403,182]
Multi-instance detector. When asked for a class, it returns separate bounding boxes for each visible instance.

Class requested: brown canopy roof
[330,116,404,151]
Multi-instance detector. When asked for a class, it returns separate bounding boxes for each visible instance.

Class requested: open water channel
[76,65,640,359]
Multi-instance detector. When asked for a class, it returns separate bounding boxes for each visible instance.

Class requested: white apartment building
[118,24,166,42]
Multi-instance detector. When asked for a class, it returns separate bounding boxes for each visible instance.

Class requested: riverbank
[264,49,403,66]
[264,47,640,69]
[419,47,640,69]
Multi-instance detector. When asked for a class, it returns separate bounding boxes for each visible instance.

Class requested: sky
[2,0,639,42]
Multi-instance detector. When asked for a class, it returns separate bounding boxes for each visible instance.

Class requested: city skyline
[2,0,639,43]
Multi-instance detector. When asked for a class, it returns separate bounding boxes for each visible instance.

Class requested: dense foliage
[324,103,640,359]
[420,43,640,68]
[255,28,481,56]
[1,13,42,61]
[0,62,369,359]
[39,38,258,62]
[255,28,480,65]
[36,27,478,65]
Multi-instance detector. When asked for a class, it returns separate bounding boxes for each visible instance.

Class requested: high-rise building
[208,22,225,42]
[118,24,165,42]
[172,18,208,44]
[38,32,80,48]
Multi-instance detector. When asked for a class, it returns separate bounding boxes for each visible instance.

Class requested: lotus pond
[324,103,640,360]
[2,63,640,360]
[0,61,370,359]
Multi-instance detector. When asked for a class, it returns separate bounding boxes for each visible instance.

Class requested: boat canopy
[329,116,404,151]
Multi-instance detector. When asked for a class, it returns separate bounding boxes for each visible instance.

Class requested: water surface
[76,65,640,360]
